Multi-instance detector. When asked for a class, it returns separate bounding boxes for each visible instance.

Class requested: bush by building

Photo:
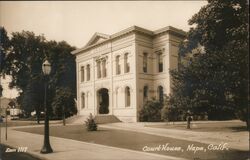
[139,99,163,122]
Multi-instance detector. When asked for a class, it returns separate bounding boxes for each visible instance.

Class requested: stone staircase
[94,115,121,124]
[66,114,121,124]
[66,115,88,124]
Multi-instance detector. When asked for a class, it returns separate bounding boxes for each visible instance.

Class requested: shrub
[160,95,185,122]
[85,113,97,131]
[139,99,163,122]
[161,105,183,122]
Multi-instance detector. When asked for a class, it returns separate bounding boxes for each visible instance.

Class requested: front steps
[66,114,121,124]
[66,115,88,124]
[94,115,121,124]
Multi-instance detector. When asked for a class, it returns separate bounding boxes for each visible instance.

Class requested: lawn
[145,121,248,132]
[16,125,249,160]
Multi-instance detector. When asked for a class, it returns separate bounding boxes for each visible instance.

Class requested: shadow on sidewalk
[0,144,41,160]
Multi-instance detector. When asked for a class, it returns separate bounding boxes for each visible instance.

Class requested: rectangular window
[124,53,130,73]
[87,64,90,81]
[81,93,85,109]
[143,86,148,102]
[126,63,130,73]
[102,60,107,77]
[143,53,148,73]
[125,87,131,107]
[117,65,121,74]
[80,66,84,82]
[158,53,163,72]
[97,61,101,78]
[116,56,121,75]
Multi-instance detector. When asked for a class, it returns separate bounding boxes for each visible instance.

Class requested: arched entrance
[97,88,109,114]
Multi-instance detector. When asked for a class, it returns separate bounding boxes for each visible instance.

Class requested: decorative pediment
[85,32,110,47]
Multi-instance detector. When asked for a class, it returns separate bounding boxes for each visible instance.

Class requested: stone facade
[72,26,186,122]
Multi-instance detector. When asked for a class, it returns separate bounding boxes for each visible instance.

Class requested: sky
[0,1,207,98]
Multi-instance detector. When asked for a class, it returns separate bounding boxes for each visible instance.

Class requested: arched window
[97,61,101,78]
[102,59,107,77]
[125,87,131,107]
[143,86,148,101]
[80,66,84,82]
[81,93,85,109]
[86,64,90,81]
[116,55,121,75]
[124,53,130,73]
[158,53,163,72]
[157,86,164,103]
[143,53,148,73]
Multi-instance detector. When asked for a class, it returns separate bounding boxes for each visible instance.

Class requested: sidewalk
[1,126,186,160]
[99,121,249,151]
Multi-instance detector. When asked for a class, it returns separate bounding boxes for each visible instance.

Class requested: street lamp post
[40,59,53,154]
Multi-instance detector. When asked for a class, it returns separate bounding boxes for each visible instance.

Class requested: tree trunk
[246,119,249,131]
[36,105,40,124]
[187,117,191,129]
[62,105,66,126]
[187,121,190,129]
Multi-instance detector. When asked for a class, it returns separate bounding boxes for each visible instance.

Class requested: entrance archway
[97,88,109,114]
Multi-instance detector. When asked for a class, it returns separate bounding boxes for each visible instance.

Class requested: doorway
[97,88,109,114]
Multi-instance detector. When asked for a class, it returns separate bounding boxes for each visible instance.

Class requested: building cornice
[71,25,186,55]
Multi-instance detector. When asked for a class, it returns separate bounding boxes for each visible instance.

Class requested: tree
[0,27,11,98]
[2,30,77,120]
[51,87,77,125]
[170,0,249,126]
[45,40,76,120]
[3,31,46,123]
[0,27,10,74]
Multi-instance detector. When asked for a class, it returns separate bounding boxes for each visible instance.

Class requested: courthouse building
[72,26,186,122]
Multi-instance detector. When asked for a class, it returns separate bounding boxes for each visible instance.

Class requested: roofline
[153,26,186,37]
[84,32,110,47]
[71,25,186,55]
